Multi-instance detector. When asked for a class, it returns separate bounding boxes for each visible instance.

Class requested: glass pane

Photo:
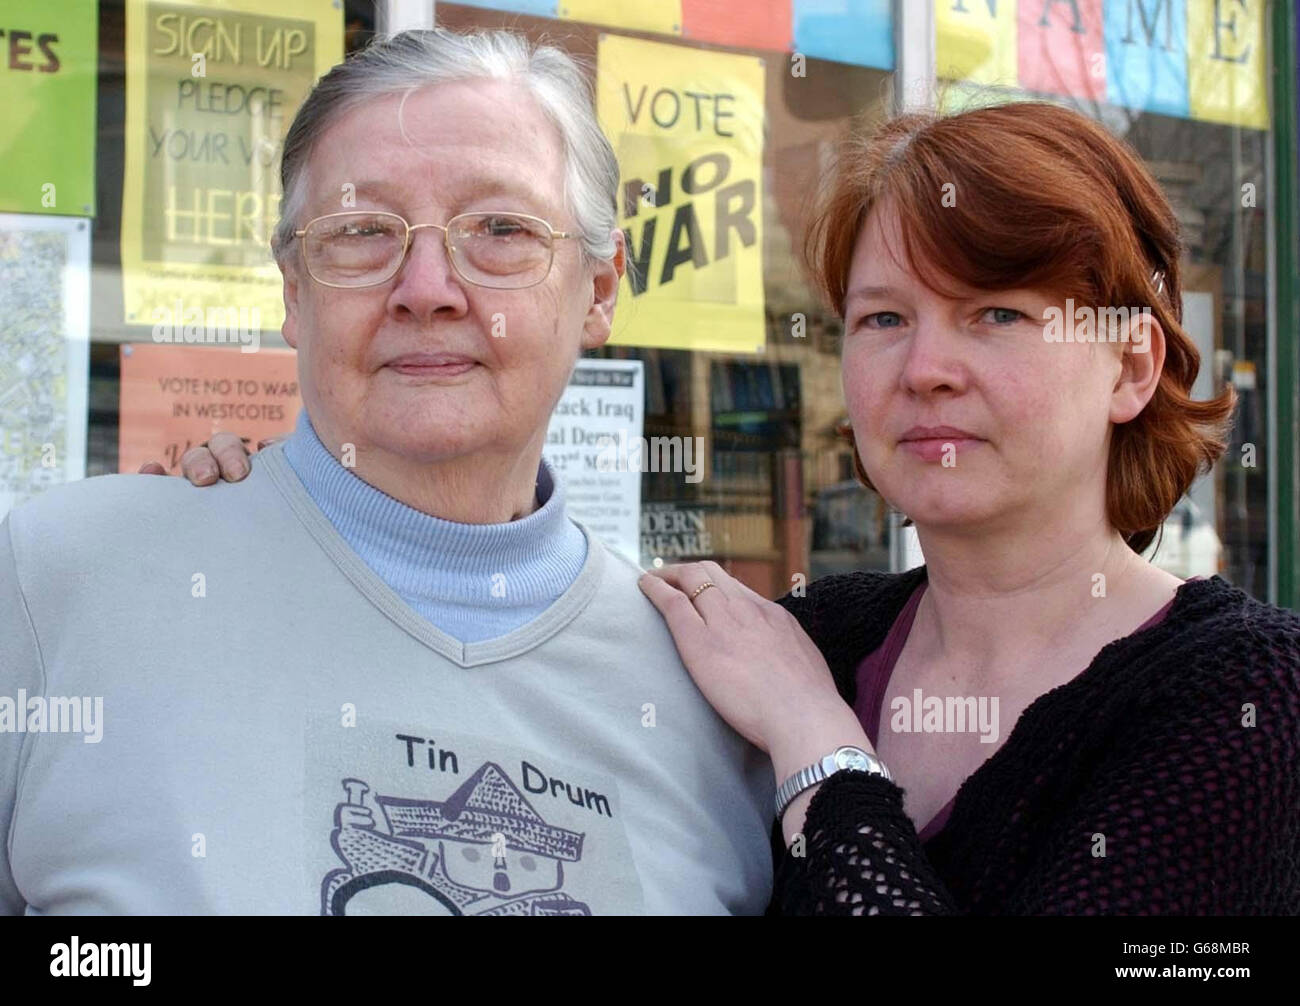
[932,0,1276,600]
[1122,113,1270,599]
[435,2,896,598]
[76,0,378,481]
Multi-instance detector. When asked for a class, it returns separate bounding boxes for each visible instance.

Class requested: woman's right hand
[137,431,281,485]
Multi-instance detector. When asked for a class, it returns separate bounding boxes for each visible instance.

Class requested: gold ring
[689,581,716,600]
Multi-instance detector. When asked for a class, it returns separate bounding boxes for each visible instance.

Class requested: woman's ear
[1109,309,1165,424]
[581,229,626,351]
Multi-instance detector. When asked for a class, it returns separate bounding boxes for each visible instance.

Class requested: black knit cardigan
[768,567,1300,915]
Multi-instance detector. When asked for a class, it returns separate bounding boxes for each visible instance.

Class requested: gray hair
[272,28,620,267]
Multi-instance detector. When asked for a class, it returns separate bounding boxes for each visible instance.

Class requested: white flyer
[544,359,644,566]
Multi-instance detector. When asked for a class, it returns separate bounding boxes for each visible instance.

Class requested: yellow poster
[561,0,683,36]
[935,0,1017,87]
[597,34,765,354]
[120,0,342,330]
[1187,0,1268,129]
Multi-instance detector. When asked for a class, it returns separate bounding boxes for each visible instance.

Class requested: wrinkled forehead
[303,79,568,215]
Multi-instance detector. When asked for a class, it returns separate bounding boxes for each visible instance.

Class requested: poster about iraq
[120,0,342,331]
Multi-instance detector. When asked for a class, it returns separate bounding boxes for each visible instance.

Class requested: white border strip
[382,0,434,34]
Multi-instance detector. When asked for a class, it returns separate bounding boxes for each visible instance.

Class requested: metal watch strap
[774,762,826,820]
[774,746,891,820]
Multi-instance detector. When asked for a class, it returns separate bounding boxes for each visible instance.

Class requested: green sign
[0,1,98,216]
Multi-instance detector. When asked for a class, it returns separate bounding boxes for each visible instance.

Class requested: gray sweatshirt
[0,445,774,915]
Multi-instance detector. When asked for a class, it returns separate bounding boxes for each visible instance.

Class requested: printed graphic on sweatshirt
[306,719,645,915]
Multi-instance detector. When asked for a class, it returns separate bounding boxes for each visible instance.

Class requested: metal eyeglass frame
[288,210,577,290]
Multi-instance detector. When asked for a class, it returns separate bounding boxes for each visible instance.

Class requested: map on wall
[0,213,90,520]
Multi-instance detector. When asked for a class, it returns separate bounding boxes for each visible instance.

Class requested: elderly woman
[0,30,775,916]
[160,68,1300,914]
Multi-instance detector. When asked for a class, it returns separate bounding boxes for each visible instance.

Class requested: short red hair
[805,101,1236,555]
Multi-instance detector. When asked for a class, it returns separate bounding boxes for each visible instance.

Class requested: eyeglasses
[289,210,577,290]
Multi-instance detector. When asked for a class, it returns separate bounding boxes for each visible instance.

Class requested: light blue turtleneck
[282,410,587,643]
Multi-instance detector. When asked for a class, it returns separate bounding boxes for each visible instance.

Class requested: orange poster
[118,343,300,472]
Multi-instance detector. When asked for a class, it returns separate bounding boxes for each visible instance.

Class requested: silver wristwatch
[775,745,891,820]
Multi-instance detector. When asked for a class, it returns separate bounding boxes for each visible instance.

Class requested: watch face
[834,747,872,772]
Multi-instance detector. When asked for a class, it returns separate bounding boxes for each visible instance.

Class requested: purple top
[852,577,1197,843]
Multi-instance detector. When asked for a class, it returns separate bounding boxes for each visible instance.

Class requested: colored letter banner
[938,0,1268,129]
[937,0,1019,85]
[1186,0,1266,128]
[120,0,342,330]
[0,214,90,519]
[0,0,97,216]
[792,0,894,70]
[597,34,766,354]
[684,0,792,52]
[117,343,301,473]
[453,0,895,70]
[561,0,683,35]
